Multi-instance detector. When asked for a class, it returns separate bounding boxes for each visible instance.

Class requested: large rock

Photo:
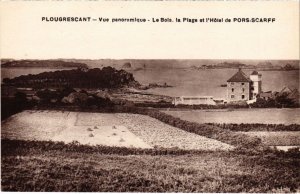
[96,90,112,100]
[61,92,89,104]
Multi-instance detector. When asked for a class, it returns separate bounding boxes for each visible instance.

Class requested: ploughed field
[1,110,233,151]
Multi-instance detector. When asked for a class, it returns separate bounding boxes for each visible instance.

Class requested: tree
[15,92,27,103]
[275,93,294,107]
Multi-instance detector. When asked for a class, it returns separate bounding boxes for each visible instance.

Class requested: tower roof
[251,70,261,76]
[227,69,251,82]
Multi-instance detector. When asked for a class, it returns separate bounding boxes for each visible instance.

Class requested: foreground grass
[1,139,300,192]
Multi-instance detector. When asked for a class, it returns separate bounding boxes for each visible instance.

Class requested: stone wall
[227,82,250,102]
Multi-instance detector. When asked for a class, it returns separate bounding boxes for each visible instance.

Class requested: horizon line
[1,58,299,61]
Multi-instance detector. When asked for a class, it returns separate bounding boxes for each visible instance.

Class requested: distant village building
[259,91,273,101]
[258,87,300,106]
[276,87,300,105]
[173,96,217,106]
[227,69,262,102]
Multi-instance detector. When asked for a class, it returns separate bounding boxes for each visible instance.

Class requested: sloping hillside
[1,60,88,68]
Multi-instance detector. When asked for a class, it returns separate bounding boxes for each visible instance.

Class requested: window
[231,95,235,99]
[230,82,234,86]
[241,83,244,85]
[232,88,234,92]
[242,88,245,92]
[242,95,245,99]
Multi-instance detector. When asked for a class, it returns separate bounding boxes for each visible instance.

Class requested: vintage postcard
[1,0,299,192]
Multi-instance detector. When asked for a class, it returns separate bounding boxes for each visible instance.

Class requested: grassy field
[163,109,300,125]
[162,109,300,149]
[1,139,300,192]
[239,132,300,146]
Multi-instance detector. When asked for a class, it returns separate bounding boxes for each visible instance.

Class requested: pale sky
[0,1,299,60]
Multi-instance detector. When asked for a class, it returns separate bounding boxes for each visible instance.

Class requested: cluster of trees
[3,67,140,89]
[1,92,34,120]
[206,123,300,132]
[251,94,299,108]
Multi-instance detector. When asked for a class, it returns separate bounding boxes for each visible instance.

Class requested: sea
[1,67,299,99]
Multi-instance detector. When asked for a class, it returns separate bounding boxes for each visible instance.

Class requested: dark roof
[279,86,293,94]
[251,71,259,75]
[227,69,251,82]
[260,92,273,98]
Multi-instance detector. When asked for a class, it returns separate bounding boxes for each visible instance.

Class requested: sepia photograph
[1,1,300,193]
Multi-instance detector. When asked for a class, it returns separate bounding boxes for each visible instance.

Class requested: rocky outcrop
[62,92,89,104]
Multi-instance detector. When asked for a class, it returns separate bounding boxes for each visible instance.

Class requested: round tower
[249,71,262,99]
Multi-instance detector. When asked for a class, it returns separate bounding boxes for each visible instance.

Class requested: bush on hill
[206,123,300,132]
